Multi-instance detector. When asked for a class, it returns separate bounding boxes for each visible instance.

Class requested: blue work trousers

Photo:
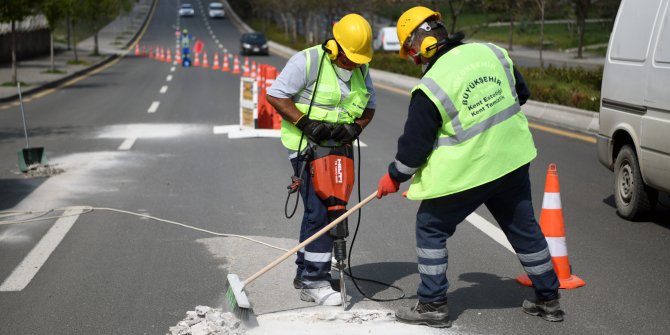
[415,164,559,303]
[290,155,333,289]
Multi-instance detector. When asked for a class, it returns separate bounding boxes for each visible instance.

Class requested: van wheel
[613,145,658,220]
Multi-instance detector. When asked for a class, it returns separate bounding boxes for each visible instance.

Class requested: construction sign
[239,77,258,129]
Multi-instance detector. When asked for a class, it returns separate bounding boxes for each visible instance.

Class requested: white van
[597,0,670,220]
[373,27,400,52]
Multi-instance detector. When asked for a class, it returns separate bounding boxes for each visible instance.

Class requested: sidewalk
[0,0,154,103]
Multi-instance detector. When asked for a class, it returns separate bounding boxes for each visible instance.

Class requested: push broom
[225,191,377,320]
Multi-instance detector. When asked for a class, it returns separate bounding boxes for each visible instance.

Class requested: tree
[572,0,592,58]
[534,0,546,69]
[38,0,63,72]
[79,0,118,56]
[0,0,38,85]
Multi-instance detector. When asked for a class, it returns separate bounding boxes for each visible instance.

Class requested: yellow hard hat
[333,14,373,64]
[396,6,441,58]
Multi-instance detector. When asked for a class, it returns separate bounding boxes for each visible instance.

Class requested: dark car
[240,32,269,56]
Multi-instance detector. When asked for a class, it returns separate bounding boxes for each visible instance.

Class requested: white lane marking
[118,137,137,150]
[148,101,160,113]
[219,44,224,49]
[160,85,168,94]
[0,208,83,291]
[166,74,173,82]
[171,66,176,72]
[466,212,515,253]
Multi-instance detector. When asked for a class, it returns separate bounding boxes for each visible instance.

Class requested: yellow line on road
[375,81,597,144]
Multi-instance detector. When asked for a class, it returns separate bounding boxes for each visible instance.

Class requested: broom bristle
[225,274,251,320]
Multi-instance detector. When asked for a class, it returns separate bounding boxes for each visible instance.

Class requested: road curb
[0,0,157,104]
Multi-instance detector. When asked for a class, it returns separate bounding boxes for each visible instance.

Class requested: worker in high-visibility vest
[376,6,563,328]
[267,13,376,307]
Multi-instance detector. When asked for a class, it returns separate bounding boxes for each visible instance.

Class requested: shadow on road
[0,177,47,210]
[602,194,670,226]
[0,125,82,142]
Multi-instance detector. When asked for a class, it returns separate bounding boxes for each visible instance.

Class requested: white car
[208,2,225,18]
[373,27,400,52]
[178,4,195,17]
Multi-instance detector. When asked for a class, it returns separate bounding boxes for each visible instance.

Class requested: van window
[611,0,663,62]
[655,4,670,63]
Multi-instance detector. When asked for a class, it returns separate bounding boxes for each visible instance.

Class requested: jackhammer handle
[242,191,377,287]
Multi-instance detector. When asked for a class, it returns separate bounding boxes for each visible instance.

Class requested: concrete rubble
[167,306,247,335]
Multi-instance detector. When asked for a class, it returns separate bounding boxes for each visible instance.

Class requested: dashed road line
[160,85,168,94]
[166,74,173,82]
[466,212,515,253]
[118,137,137,150]
[148,101,160,113]
[0,208,83,292]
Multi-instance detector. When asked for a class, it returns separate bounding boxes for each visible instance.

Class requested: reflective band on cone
[516,163,585,289]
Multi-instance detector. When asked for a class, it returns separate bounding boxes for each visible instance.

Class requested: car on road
[178,4,195,17]
[373,27,400,52]
[207,2,225,19]
[240,32,269,56]
[597,0,670,220]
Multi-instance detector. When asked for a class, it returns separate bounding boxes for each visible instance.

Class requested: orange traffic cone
[222,52,230,72]
[159,48,165,61]
[516,164,585,289]
[212,52,220,70]
[202,52,209,68]
[232,55,240,74]
[165,49,172,62]
[175,49,181,63]
[251,61,257,79]
[193,52,201,67]
[149,47,154,59]
[141,46,147,57]
[135,44,140,56]
[243,57,250,76]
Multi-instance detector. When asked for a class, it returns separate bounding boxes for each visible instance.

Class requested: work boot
[395,300,451,328]
[300,287,342,306]
[522,298,564,322]
[293,276,302,289]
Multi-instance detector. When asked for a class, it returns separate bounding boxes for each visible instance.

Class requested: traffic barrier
[202,52,210,68]
[222,52,230,72]
[242,57,250,77]
[165,49,172,62]
[516,163,585,289]
[232,55,240,74]
[193,52,201,67]
[212,52,220,70]
[256,64,281,129]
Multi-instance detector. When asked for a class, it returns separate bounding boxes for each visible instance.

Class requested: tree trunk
[577,12,586,58]
[539,2,545,69]
[66,15,72,51]
[73,21,79,62]
[11,21,17,85]
[50,31,55,72]
[93,32,99,56]
[508,0,515,50]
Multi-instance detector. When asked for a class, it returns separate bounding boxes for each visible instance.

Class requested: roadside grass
[1,81,30,87]
[41,69,67,74]
[469,21,613,50]
[246,16,604,112]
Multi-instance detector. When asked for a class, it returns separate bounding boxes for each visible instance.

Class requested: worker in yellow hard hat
[266,13,376,306]
[376,6,563,327]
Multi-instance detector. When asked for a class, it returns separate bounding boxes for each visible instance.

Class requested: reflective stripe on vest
[406,43,536,200]
[280,45,371,151]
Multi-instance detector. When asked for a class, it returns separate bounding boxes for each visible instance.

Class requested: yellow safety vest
[407,43,537,200]
[280,46,371,151]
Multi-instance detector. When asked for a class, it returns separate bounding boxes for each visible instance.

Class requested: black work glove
[295,116,331,143]
[331,123,362,143]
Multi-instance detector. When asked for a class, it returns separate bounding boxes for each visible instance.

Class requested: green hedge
[517,65,602,112]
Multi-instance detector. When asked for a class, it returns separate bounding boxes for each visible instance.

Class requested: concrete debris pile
[167,306,246,335]
[19,164,64,178]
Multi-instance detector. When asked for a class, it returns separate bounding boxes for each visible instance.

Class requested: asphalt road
[1,0,669,334]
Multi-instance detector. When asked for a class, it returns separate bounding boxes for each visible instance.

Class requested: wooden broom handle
[242,191,377,287]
